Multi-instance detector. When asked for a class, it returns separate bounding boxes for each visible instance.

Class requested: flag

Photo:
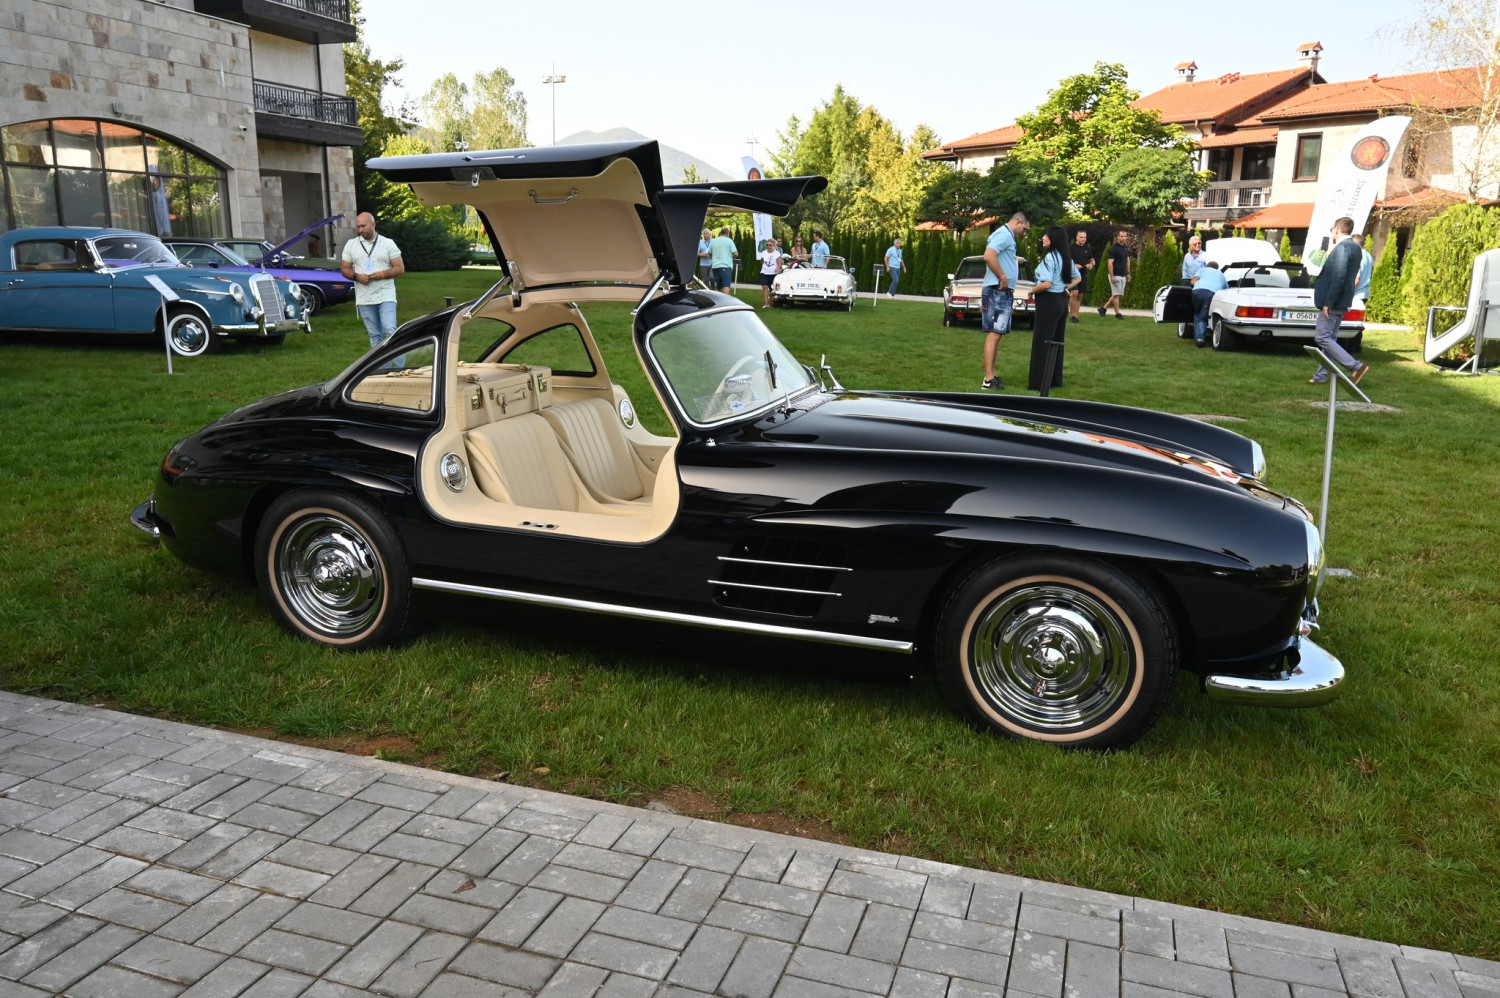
[742,156,773,254]
[1302,116,1411,274]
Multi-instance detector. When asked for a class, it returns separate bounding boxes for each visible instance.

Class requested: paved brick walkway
[0,692,1494,998]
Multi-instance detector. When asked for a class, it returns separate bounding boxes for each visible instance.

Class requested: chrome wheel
[167,312,212,357]
[274,512,385,638]
[967,583,1133,731]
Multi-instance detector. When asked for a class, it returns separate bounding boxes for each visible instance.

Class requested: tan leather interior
[541,398,656,503]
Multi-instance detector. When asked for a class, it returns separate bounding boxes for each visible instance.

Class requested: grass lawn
[2,270,1497,956]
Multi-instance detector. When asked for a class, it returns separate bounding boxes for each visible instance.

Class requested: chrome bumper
[130,498,161,538]
[215,316,310,335]
[1204,636,1344,707]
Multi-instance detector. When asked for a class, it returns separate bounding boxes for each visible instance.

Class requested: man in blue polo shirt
[1352,234,1374,301]
[1181,235,1207,284]
[980,210,1030,390]
[810,231,830,269]
[1191,262,1228,347]
[884,238,906,296]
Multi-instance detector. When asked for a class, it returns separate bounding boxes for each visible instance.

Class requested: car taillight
[1344,309,1365,322]
[1235,306,1275,319]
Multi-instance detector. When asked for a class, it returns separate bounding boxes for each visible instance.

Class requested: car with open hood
[163,237,354,316]
[1153,237,1365,351]
[769,254,857,309]
[133,140,1343,750]
[215,214,345,271]
[0,227,310,355]
[942,255,1036,328]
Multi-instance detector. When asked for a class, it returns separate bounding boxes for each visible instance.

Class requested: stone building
[0,0,361,252]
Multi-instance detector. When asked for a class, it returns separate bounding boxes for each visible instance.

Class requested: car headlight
[286,282,304,300]
[1304,517,1325,599]
[229,284,245,304]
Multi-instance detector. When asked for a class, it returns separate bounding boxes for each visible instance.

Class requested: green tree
[1011,62,1193,212]
[1279,230,1296,262]
[1092,148,1208,232]
[985,157,1069,229]
[916,170,988,234]
[681,164,705,184]
[420,69,529,153]
[1399,204,1500,349]
[1365,234,1403,322]
[343,1,414,216]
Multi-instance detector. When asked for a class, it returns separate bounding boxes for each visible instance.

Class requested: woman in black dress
[1027,225,1079,391]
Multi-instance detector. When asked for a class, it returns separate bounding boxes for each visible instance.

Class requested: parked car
[1153,237,1364,351]
[0,227,310,355]
[769,255,857,309]
[133,140,1342,750]
[164,238,354,316]
[214,215,345,271]
[942,255,1036,328]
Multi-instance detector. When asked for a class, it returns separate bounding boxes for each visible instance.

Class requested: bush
[1398,204,1500,361]
[1365,234,1402,323]
[379,216,475,272]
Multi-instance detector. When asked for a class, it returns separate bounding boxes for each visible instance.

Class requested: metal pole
[161,296,173,375]
[542,65,566,146]
[1318,375,1337,543]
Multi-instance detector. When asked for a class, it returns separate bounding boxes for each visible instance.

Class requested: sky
[356,0,1427,178]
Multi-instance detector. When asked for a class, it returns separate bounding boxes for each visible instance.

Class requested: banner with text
[742,156,773,254]
[1302,115,1411,274]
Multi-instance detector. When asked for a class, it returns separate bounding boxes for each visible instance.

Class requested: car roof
[369,139,826,300]
[3,226,149,241]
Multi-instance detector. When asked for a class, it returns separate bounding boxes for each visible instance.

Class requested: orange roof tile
[1296,41,1322,52]
[1231,203,1315,229]
[1196,126,1281,149]
[922,124,1024,161]
[1133,67,1315,126]
[1374,185,1497,210]
[1255,66,1484,121]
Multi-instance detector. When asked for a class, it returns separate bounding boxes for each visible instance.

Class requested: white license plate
[796,283,812,289]
[1282,309,1319,322]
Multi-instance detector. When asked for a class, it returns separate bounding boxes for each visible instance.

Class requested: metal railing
[264,0,352,21]
[253,81,357,126]
[1197,181,1274,210]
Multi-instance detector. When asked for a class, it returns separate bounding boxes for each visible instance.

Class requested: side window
[174,244,213,265]
[14,240,80,271]
[347,339,439,413]
[457,316,515,363]
[499,323,597,377]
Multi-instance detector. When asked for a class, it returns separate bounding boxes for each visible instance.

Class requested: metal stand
[144,274,180,375]
[871,263,883,307]
[1037,339,1064,398]
[1303,345,1372,545]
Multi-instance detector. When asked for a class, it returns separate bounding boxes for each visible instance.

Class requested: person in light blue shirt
[697,229,713,285]
[1027,225,1079,391]
[1352,233,1374,300]
[980,211,1030,390]
[810,231,830,269]
[884,239,906,296]
[1181,236,1207,284]
[708,228,738,292]
[1191,263,1229,346]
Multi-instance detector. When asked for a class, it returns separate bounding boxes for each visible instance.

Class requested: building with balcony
[0,0,359,252]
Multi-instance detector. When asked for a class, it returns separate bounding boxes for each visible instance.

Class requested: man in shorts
[980,211,1030,390]
[1068,229,1094,323]
[1099,230,1130,320]
[709,227,738,293]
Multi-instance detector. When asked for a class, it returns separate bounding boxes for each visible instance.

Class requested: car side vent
[787,391,836,413]
[710,537,849,617]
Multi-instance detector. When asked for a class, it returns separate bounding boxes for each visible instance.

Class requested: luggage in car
[348,369,435,411]
[456,364,553,428]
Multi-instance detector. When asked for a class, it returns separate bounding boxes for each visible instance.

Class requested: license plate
[796,283,811,289]
[1282,309,1319,322]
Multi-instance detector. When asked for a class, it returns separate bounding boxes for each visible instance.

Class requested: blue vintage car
[163,237,354,316]
[0,227,311,355]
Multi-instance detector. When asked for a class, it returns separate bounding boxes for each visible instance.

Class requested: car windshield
[648,309,815,426]
[175,243,253,267]
[94,234,180,269]
[1226,262,1311,290]
[955,259,987,281]
[822,256,847,272]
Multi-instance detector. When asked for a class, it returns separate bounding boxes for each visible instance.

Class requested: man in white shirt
[759,237,782,308]
[340,212,405,352]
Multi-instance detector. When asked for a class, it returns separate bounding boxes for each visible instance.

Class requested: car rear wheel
[1210,316,1238,351]
[165,308,218,357]
[297,285,324,318]
[255,490,413,650]
[1177,322,1192,339]
[935,554,1179,750]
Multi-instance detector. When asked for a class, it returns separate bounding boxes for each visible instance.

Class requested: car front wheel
[935,555,1179,750]
[297,285,324,317]
[1210,316,1238,351]
[165,309,218,357]
[255,491,413,650]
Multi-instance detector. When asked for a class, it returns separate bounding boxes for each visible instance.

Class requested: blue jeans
[1310,308,1359,382]
[1192,288,1216,342]
[888,269,901,296]
[357,301,398,350]
[981,285,1014,334]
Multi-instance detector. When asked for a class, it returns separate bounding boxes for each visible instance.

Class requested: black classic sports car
[133,140,1342,749]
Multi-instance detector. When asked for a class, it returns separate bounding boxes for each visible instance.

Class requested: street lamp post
[542,64,566,145]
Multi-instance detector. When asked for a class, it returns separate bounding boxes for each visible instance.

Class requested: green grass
[3,271,1498,956]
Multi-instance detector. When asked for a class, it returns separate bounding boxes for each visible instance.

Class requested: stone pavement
[0,692,1494,998]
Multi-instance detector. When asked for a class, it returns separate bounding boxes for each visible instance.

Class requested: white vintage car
[1154,237,1364,352]
[770,255,857,309]
[942,255,1036,328]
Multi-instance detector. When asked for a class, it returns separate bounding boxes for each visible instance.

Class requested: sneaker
[981,377,1004,390]
[1351,363,1369,385]
[1195,338,1206,348]
[1069,316,1079,323]
[1307,377,1327,385]
[1115,313,1125,320]
[1096,306,1106,317]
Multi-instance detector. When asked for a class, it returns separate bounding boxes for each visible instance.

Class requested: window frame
[1293,133,1323,183]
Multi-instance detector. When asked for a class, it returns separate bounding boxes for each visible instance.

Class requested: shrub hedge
[1397,203,1500,362]
[1365,233,1402,323]
[379,216,471,272]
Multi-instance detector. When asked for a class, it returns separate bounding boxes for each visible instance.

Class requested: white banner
[742,156,773,254]
[1302,116,1411,274]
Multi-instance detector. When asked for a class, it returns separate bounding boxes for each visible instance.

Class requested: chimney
[1175,61,1198,84]
[1296,41,1323,75]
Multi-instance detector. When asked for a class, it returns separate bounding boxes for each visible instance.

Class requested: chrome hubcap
[171,317,208,353]
[970,584,1132,730]
[276,514,382,636]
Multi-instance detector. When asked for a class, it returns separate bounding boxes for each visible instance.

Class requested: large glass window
[0,120,229,236]
[1294,134,1322,182]
[1241,145,1276,182]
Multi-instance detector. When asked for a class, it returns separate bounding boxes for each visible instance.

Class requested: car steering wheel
[720,354,761,392]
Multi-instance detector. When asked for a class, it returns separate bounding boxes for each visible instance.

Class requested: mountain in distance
[556,127,732,183]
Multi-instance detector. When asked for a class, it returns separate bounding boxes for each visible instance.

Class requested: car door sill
[411,577,915,653]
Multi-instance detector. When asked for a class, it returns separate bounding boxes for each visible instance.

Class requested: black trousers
[1028,292,1069,390]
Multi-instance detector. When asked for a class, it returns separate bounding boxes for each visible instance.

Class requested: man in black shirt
[1098,230,1131,320]
[1068,230,1094,323]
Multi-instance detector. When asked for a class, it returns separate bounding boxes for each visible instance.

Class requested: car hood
[762,392,1253,490]
[263,214,344,261]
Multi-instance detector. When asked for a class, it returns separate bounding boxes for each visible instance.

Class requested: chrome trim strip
[412,577,911,653]
[708,580,842,597]
[1203,636,1344,707]
[717,556,852,572]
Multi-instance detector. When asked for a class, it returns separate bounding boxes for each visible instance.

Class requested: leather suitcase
[457,364,553,428]
[348,369,434,411]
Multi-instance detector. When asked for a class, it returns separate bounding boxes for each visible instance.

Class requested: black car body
[134,140,1342,749]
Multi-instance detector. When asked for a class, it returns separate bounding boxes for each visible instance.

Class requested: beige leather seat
[464,412,646,517]
[540,398,656,504]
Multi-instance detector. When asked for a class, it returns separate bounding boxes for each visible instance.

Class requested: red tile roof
[1255,66,1484,121]
[1375,185,1497,210]
[1133,67,1315,126]
[922,124,1024,160]
[1196,126,1280,149]
[1230,202,1315,229]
